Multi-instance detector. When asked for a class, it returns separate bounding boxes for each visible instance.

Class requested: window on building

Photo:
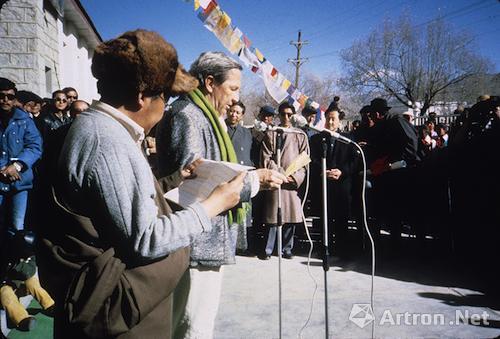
[45,66,52,94]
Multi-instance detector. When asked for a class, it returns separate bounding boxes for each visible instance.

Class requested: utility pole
[288,30,308,88]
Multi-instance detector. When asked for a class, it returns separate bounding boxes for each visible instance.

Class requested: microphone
[253,119,268,132]
[253,119,304,134]
[291,114,353,144]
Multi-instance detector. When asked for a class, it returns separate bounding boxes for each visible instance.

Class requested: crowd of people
[0,27,498,338]
[0,78,92,333]
[221,93,499,262]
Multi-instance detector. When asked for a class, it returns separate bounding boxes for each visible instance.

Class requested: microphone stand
[321,135,331,338]
[275,128,284,339]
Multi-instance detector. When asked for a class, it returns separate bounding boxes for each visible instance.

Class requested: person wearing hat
[367,97,421,251]
[257,104,277,126]
[15,90,45,131]
[251,105,277,162]
[15,91,43,117]
[367,97,419,167]
[248,104,279,253]
[301,105,318,138]
[37,30,247,338]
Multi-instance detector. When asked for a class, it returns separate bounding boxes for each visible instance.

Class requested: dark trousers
[264,223,297,255]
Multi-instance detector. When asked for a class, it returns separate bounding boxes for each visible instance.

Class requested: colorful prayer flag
[243,35,251,48]
[298,94,307,106]
[254,48,265,63]
[281,79,291,91]
[216,12,231,31]
[203,6,222,32]
[199,0,212,9]
[192,0,325,112]
[238,46,260,69]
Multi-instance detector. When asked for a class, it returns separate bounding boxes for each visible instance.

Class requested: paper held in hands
[284,151,311,177]
[164,160,254,208]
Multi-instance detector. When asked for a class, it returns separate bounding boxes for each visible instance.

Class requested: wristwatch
[12,162,23,172]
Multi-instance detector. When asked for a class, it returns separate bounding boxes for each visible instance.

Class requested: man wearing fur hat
[37,30,246,338]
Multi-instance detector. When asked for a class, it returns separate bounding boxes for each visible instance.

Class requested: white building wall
[59,19,98,102]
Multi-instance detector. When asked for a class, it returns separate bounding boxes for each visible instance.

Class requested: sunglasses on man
[0,93,16,101]
[55,98,67,103]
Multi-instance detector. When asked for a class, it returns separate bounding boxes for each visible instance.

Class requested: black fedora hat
[369,98,391,113]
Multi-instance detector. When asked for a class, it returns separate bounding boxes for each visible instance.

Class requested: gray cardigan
[156,95,252,267]
[58,102,211,264]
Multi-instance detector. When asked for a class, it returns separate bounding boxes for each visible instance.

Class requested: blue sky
[81,0,500,83]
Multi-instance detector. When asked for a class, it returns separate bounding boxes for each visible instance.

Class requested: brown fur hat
[91,29,197,101]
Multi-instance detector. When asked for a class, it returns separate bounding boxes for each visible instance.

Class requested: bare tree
[339,15,493,115]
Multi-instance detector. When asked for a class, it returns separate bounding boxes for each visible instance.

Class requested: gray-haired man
[156,51,285,338]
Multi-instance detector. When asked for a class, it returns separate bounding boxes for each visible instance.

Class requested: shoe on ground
[17,316,36,331]
[258,254,271,260]
[283,252,294,259]
[236,249,257,257]
[43,304,55,317]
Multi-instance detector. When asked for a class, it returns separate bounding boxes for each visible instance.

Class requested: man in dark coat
[310,107,359,255]
[367,98,421,250]
[226,101,254,167]
[226,101,258,254]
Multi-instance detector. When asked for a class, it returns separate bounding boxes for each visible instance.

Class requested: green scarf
[188,89,247,225]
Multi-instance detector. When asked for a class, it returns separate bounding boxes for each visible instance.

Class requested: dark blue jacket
[0,108,43,192]
[227,124,254,167]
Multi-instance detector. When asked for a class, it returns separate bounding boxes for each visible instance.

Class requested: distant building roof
[60,0,102,48]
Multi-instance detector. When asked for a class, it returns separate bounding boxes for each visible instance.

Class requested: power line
[307,50,340,60]
[307,0,409,41]
[413,0,494,28]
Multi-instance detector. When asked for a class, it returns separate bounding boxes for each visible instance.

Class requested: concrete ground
[2,237,499,338]
[215,240,500,339]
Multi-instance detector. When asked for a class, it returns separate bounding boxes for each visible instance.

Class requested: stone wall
[1,0,41,90]
[1,0,98,100]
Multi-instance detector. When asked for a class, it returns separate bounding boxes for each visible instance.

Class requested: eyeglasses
[67,95,78,100]
[55,98,67,103]
[0,93,16,101]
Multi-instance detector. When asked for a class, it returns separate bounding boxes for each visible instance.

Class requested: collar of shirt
[91,100,145,148]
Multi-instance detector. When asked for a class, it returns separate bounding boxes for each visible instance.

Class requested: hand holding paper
[254,168,287,190]
[164,159,253,209]
[284,151,311,177]
[201,171,246,218]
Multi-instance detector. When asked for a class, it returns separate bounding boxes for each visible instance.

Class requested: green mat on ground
[7,299,53,339]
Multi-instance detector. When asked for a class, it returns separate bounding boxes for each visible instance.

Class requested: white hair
[189,51,242,87]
